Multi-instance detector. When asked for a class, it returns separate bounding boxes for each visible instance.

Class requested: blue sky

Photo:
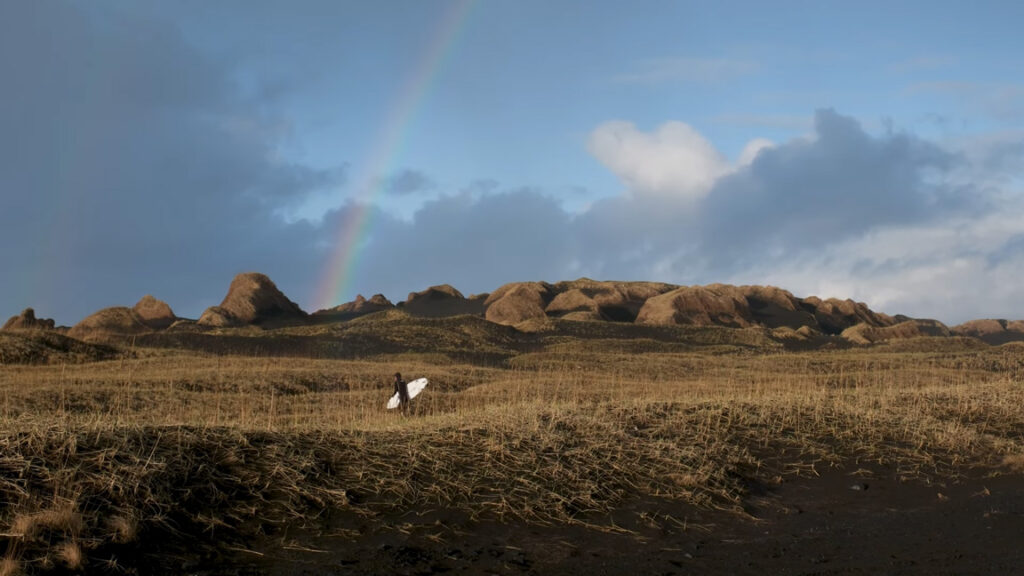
[3,0,1024,325]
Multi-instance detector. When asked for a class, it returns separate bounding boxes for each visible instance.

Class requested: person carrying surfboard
[393,372,410,412]
[387,374,427,413]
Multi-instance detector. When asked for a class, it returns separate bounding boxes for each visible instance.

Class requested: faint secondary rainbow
[314,0,475,310]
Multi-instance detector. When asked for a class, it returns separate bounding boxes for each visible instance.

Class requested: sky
[3,0,1024,326]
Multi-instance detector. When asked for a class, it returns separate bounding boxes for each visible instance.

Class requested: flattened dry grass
[1,342,1024,571]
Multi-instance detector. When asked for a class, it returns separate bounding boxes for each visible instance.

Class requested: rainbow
[314,0,476,310]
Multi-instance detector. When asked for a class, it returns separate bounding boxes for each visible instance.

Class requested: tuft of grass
[1003,453,1024,473]
[9,506,82,541]
[56,541,83,570]
[107,515,138,544]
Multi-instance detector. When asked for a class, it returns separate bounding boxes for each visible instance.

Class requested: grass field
[2,317,1024,573]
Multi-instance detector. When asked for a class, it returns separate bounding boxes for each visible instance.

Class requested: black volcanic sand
[150,466,1024,576]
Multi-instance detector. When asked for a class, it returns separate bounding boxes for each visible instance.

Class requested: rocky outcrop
[2,308,56,331]
[402,285,485,317]
[545,279,676,322]
[132,295,176,330]
[484,282,555,325]
[198,273,306,327]
[634,284,897,335]
[316,294,394,319]
[46,273,1006,349]
[68,307,151,341]
[545,289,602,320]
[66,294,176,340]
[951,319,1024,345]
[801,296,892,334]
[635,284,755,328]
[841,319,950,345]
[742,286,819,329]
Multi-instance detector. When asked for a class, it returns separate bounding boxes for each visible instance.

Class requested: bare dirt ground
[161,464,1024,576]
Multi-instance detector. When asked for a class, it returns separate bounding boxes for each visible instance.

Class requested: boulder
[132,295,176,330]
[484,282,555,325]
[635,284,754,327]
[198,272,306,326]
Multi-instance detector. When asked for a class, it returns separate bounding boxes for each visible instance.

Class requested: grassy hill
[2,306,1024,573]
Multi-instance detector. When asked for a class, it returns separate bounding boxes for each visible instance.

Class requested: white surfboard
[387,377,428,409]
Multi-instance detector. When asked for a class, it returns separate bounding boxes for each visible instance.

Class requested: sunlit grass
[1,342,1023,571]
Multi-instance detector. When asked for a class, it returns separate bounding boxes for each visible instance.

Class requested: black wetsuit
[394,378,410,407]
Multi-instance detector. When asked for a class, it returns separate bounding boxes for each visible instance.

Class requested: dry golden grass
[1003,453,1024,473]
[9,506,82,542]
[105,515,137,545]
[0,557,19,576]
[1,337,1024,571]
[55,541,83,570]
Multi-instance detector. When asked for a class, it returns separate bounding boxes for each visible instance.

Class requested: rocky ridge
[9,274,1022,347]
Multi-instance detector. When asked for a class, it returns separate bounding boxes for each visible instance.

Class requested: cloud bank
[347,109,1022,324]
[1,2,337,321]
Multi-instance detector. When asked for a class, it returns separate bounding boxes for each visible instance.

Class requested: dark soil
[156,466,1024,576]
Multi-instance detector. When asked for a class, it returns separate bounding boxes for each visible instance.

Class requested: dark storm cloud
[695,109,968,270]
[0,2,340,322]
[341,189,575,301]
[574,193,700,281]
[981,138,1024,174]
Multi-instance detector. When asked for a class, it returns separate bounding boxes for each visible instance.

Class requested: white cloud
[587,120,741,199]
[586,120,779,198]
